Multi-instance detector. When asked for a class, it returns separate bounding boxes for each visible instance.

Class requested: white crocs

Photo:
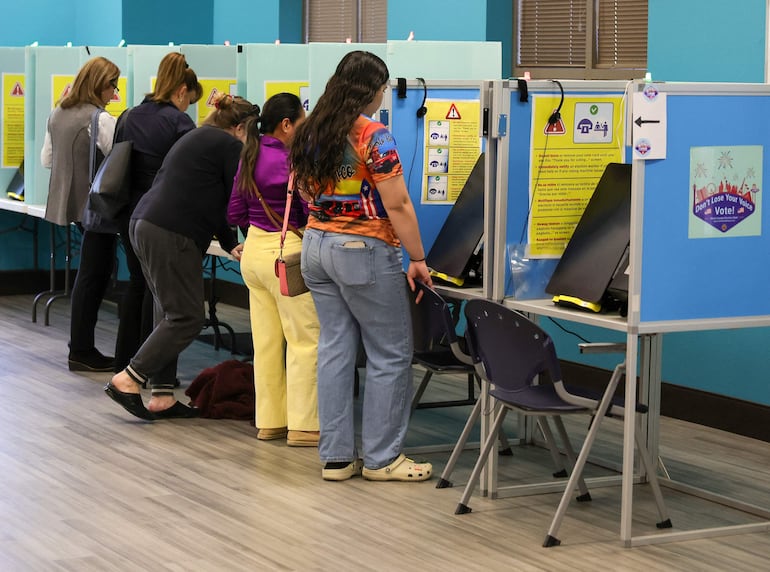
[362,454,432,482]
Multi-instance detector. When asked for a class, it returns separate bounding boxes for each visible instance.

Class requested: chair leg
[436,400,482,488]
[552,417,591,500]
[633,421,672,529]
[474,375,513,456]
[543,366,622,547]
[410,370,433,413]
[537,418,568,477]
[455,406,508,514]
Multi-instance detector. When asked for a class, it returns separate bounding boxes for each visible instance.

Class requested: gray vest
[44,103,103,225]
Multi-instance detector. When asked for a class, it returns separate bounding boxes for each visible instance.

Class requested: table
[203,240,239,353]
[504,297,770,547]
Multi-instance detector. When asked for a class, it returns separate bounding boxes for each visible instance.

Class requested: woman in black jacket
[113,52,202,373]
[105,94,256,421]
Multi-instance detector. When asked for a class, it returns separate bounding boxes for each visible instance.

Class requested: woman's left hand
[230,243,244,261]
[407,260,432,303]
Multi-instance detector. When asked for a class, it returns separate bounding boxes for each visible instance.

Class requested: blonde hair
[150,52,199,103]
[202,93,257,129]
[59,57,120,109]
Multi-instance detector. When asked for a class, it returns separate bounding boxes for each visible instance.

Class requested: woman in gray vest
[41,56,120,372]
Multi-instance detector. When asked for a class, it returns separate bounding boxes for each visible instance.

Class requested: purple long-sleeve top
[228,135,308,231]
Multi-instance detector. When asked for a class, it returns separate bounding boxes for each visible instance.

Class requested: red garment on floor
[185,359,254,420]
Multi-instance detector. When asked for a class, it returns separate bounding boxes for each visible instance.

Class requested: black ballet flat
[104,383,156,421]
[152,401,200,420]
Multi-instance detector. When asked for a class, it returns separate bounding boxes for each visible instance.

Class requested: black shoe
[104,382,155,421]
[152,401,200,420]
[69,349,115,372]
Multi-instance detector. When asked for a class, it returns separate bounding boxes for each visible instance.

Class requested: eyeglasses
[109,79,119,92]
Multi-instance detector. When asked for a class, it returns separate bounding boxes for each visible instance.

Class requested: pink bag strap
[279,190,296,257]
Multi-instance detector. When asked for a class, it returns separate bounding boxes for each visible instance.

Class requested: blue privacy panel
[640,94,770,322]
[390,86,480,254]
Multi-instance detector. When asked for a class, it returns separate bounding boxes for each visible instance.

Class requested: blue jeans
[302,228,413,469]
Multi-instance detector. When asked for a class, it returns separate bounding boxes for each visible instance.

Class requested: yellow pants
[241,226,319,431]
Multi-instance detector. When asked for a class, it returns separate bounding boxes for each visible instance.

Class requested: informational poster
[2,73,24,168]
[51,74,127,117]
[528,94,625,257]
[632,84,667,160]
[421,98,481,204]
[689,145,762,238]
[197,78,237,125]
[52,75,74,108]
[264,81,310,111]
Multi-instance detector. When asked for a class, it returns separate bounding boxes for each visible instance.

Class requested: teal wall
[486,0,513,78]
[3,1,77,46]
[123,1,214,45]
[388,0,488,41]
[212,0,303,45]
[648,0,766,82]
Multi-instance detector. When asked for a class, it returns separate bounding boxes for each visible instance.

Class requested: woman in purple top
[228,93,320,447]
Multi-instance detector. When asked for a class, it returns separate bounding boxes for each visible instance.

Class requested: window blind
[517,0,647,73]
[596,0,647,68]
[306,0,387,43]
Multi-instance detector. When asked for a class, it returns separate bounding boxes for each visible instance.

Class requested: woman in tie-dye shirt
[290,51,433,483]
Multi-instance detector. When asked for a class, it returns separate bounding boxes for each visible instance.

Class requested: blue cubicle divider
[503,83,630,297]
[640,92,770,322]
[390,85,482,255]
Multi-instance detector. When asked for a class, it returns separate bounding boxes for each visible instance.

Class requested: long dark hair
[237,92,303,197]
[289,51,389,199]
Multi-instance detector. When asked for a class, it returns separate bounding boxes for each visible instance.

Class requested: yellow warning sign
[2,73,25,168]
[197,78,237,125]
[445,103,461,120]
[420,98,481,204]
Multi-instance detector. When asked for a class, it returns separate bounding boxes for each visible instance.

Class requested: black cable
[519,129,550,244]
[547,317,591,344]
[519,80,564,245]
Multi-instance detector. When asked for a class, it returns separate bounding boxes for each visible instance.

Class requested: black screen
[426,153,485,281]
[545,162,632,304]
[5,161,24,200]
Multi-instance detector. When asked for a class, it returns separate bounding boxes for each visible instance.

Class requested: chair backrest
[410,281,461,354]
[464,299,563,400]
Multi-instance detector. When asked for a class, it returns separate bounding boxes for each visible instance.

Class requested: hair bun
[213,93,232,110]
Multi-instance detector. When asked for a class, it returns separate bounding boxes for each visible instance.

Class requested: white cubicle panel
[237,43,309,109]
[0,47,26,198]
[22,46,130,212]
[126,45,181,109]
[386,40,501,81]
[24,46,80,209]
[181,44,237,126]
[307,43,388,113]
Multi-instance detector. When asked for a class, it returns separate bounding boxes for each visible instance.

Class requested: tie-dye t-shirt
[306,114,403,247]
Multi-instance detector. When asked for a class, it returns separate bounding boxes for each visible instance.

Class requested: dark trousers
[69,229,117,353]
[113,222,154,372]
[128,219,204,390]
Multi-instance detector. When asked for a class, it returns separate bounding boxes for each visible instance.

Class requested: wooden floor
[1,294,769,571]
